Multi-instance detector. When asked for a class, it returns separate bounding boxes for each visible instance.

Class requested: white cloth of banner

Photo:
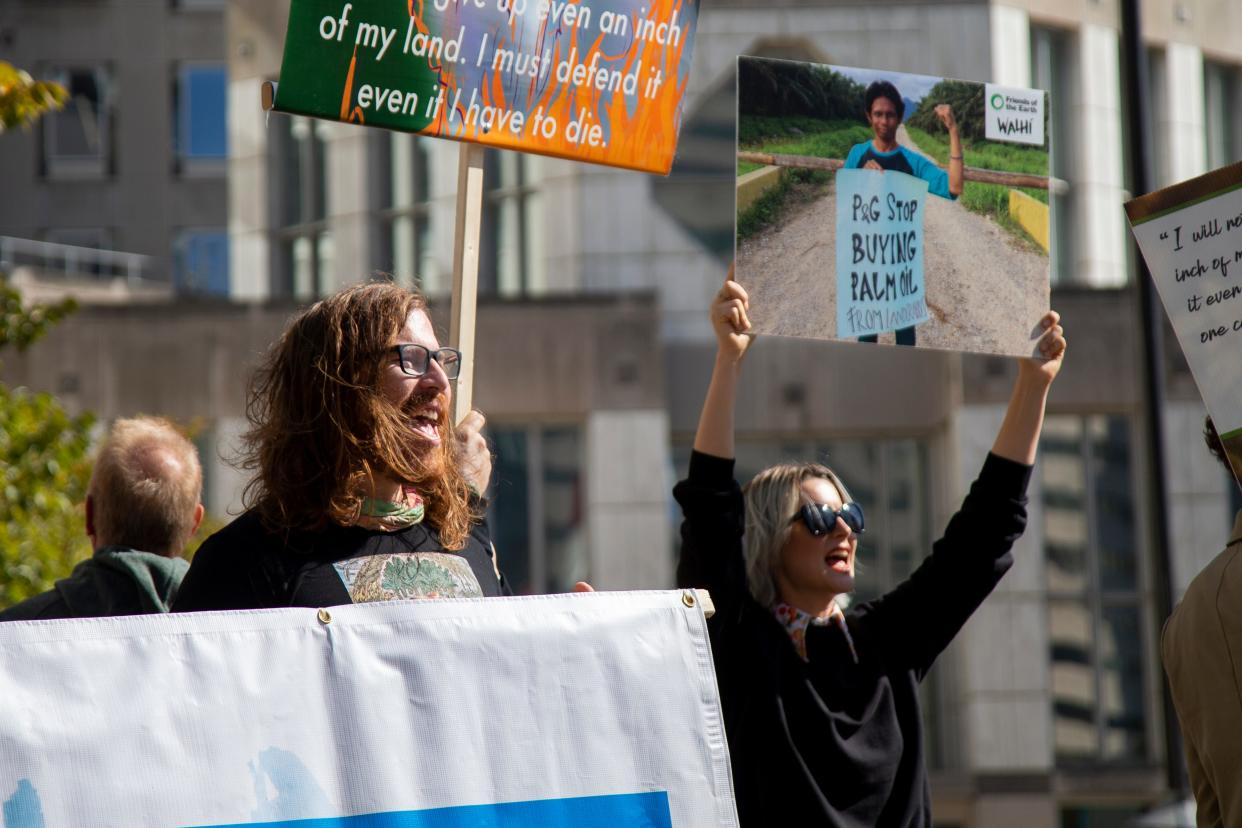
[0,590,737,828]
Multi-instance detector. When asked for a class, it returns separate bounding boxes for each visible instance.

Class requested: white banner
[0,591,737,827]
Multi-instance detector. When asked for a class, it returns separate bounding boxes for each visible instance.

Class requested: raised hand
[992,310,1067,465]
[455,409,492,494]
[934,103,957,131]
[1020,310,1066,388]
[711,265,753,365]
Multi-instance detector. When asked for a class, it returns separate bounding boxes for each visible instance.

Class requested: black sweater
[173,509,505,611]
[674,450,1030,826]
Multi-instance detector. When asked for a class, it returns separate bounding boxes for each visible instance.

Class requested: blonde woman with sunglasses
[674,272,1066,825]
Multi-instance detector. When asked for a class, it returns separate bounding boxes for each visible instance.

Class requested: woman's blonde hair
[741,462,854,608]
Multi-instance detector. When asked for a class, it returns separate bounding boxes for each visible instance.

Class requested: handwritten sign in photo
[1126,160,1242,480]
[735,56,1051,357]
[835,169,929,338]
[268,0,698,174]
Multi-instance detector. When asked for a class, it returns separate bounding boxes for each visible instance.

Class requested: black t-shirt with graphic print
[172,507,506,612]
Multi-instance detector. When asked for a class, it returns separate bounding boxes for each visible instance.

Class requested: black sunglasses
[797,501,865,537]
[391,344,462,380]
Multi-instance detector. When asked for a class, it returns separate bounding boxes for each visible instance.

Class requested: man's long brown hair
[241,281,474,548]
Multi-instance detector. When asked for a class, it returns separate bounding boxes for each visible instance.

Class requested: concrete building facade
[0,0,229,294]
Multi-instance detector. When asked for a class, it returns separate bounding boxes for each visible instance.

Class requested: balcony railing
[0,236,159,285]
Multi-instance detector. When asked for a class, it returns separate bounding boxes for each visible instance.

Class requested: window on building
[173,229,229,295]
[1144,47,1170,188]
[42,66,112,178]
[271,114,331,299]
[1043,414,1149,765]
[1205,61,1242,170]
[487,424,586,594]
[480,149,544,297]
[1030,26,1077,286]
[377,131,438,293]
[175,63,228,168]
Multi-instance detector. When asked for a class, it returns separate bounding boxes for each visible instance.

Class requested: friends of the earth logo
[984,83,1046,146]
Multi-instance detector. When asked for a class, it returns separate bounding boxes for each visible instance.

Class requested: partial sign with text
[270,0,698,174]
[984,83,1045,147]
[1126,161,1242,484]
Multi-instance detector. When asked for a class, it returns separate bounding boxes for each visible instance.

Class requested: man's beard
[398,389,450,478]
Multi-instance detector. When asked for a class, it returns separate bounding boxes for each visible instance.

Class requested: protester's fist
[934,104,957,131]
[455,409,492,494]
[1021,310,1066,386]
[711,266,753,363]
[863,159,883,171]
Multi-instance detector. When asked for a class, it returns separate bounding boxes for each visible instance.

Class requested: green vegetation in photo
[737,116,873,239]
[907,77,1050,148]
[906,79,987,142]
[738,59,866,121]
[738,115,872,169]
[905,124,1050,249]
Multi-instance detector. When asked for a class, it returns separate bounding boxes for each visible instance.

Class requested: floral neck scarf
[356,487,426,531]
[773,601,859,664]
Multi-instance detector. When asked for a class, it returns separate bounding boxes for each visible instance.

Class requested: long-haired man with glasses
[174,281,504,610]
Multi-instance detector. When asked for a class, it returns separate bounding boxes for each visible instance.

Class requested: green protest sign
[268,0,699,174]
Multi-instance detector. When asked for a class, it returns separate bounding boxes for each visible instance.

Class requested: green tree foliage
[1,288,78,351]
[0,386,95,606]
[906,79,986,142]
[0,61,68,133]
[0,285,96,606]
[739,58,866,122]
[1,63,95,605]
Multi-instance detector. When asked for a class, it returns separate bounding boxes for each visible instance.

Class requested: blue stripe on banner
[194,792,672,828]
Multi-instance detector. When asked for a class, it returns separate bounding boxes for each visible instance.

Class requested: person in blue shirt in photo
[846,79,963,346]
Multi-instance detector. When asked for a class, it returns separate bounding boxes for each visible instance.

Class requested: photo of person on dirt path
[734,56,1051,359]
[847,80,963,346]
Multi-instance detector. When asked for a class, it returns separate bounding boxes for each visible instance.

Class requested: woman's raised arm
[693,268,754,460]
[991,310,1067,465]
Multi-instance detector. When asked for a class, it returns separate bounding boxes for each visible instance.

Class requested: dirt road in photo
[737,126,1050,356]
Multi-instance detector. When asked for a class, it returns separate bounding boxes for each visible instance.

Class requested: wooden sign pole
[450,142,486,426]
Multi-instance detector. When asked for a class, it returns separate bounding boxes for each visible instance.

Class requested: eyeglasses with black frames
[391,344,462,380]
